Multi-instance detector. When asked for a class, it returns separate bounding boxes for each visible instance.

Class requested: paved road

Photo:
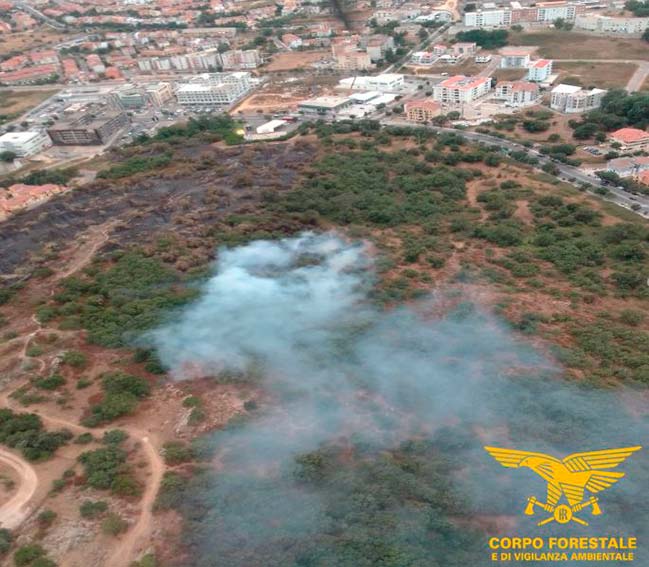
[383,23,452,74]
[13,2,66,30]
[382,118,649,217]
[553,59,649,93]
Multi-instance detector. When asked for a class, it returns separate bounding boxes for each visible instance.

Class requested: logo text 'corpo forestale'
[484,446,642,563]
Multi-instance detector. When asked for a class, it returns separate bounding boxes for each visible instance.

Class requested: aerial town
[0,0,649,565]
[1,0,649,218]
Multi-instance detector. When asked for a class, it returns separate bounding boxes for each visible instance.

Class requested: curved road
[381,118,649,217]
[0,449,38,530]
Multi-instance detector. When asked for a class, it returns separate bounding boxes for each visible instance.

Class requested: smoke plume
[150,233,649,566]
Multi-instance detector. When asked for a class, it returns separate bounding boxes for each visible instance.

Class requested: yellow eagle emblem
[484,445,642,526]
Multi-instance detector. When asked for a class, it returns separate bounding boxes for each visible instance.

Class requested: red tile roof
[610,128,649,144]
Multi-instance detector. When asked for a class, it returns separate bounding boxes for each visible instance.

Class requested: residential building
[495,81,540,107]
[175,72,252,105]
[453,42,477,56]
[47,111,129,145]
[433,75,492,104]
[282,33,303,49]
[464,9,512,27]
[220,49,261,70]
[364,34,395,63]
[536,1,581,22]
[608,128,649,152]
[0,131,51,157]
[475,55,492,63]
[550,84,606,113]
[500,48,531,69]
[607,156,649,177]
[334,46,373,71]
[410,51,436,65]
[298,96,352,117]
[575,14,649,34]
[527,59,553,82]
[0,64,59,85]
[465,2,584,28]
[404,99,442,122]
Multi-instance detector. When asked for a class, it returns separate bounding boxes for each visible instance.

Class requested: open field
[509,30,649,59]
[264,50,330,72]
[554,61,638,90]
[0,30,68,57]
[407,59,485,76]
[0,89,59,123]
[492,68,527,81]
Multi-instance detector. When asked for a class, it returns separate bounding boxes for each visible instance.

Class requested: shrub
[0,528,11,554]
[101,513,128,536]
[79,500,108,519]
[102,430,128,445]
[61,351,87,369]
[13,544,45,566]
[75,433,94,444]
[78,446,127,490]
[620,310,645,326]
[34,375,65,391]
[37,510,56,529]
[162,441,194,466]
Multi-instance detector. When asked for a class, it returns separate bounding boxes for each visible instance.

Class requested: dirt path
[0,449,38,530]
[0,221,165,565]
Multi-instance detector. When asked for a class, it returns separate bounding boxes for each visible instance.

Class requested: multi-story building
[334,47,373,71]
[113,87,148,109]
[47,111,129,145]
[175,72,252,105]
[145,82,174,106]
[550,84,606,113]
[464,9,511,27]
[500,49,531,69]
[453,42,477,56]
[465,1,584,27]
[433,75,492,104]
[495,81,540,107]
[608,128,649,152]
[364,34,395,63]
[404,99,442,122]
[575,14,649,34]
[536,1,580,22]
[0,131,51,157]
[220,49,261,70]
[527,59,553,82]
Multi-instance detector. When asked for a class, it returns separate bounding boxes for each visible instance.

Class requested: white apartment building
[433,75,492,104]
[464,9,511,27]
[495,81,540,107]
[175,72,252,105]
[220,49,261,70]
[500,50,531,68]
[575,14,649,34]
[550,84,606,113]
[527,59,553,82]
[0,131,51,157]
[537,2,578,22]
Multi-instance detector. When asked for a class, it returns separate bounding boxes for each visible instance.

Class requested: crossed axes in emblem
[524,496,602,526]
